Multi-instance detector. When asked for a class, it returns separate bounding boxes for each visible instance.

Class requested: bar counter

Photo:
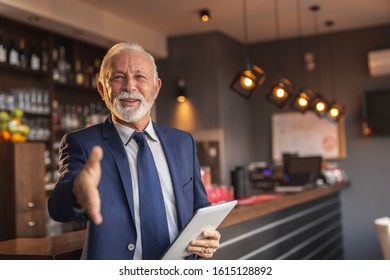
[0,183,348,260]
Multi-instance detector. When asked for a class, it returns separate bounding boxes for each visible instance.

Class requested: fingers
[72,145,103,225]
[85,146,103,173]
[84,186,103,225]
[187,229,221,258]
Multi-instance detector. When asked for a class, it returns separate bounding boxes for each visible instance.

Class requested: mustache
[117,91,145,100]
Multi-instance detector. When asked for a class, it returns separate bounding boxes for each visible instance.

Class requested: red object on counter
[206,185,234,204]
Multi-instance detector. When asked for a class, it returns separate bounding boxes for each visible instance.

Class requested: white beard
[108,91,155,123]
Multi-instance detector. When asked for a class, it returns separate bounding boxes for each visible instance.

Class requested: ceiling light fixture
[199,9,211,22]
[309,4,329,117]
[324,20,345,122]
[291,0,316,113]
[266,0,294,107]
[176,78,187,103]
[230,0,266,99]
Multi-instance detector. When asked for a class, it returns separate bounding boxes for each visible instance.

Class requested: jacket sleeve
[47,132,89,224]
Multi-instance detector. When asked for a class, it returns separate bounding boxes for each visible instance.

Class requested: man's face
[100,50,161,126]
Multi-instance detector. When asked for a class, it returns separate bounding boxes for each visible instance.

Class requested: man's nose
[123,76,137,92]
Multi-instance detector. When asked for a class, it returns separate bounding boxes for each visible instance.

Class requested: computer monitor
[283,155,323,185]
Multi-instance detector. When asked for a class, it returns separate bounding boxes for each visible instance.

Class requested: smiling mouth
[119,98,140,106]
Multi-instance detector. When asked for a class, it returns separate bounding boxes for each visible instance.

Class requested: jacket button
[127,244,135,251]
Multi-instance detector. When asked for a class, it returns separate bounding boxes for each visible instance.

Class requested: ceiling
[76,0,390,43]
[0,0,389,58]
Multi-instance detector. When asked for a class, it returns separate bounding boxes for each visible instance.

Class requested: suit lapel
[101,117,135,223]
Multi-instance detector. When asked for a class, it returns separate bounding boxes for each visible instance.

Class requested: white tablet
[161,200,237,260]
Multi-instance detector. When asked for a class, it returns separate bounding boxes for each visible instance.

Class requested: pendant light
[266,0,294,107]
[291,0,316,113]
[176,78,187,103]
[324,20,345,122]
[230,0,266,99]
[309,4,330,118]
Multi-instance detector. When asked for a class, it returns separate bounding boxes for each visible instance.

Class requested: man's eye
[135,75,146,80]
[111,75,124,80]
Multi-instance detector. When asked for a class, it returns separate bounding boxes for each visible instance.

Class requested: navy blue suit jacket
[47,116,210,259]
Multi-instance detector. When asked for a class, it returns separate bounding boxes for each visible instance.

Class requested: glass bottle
[40,40,49,72]
[52,48,60,81]
[58,46,67,84]
[8,35,19,66]
[0,31,7,63]
[30,43,40,71]
[18,37,27,69]
[75,58,84,86]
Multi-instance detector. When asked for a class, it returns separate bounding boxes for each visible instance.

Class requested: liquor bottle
[30,43,40,71]
[52,99,61,131]
[8,35,19,66]
[74,58,84,86]
[18,37,27,69]
[0,31,7,63]
[82,61,90,88]
[58,46,67,84]
[40,40,49,72]
[92,58,101,89]
[52,48,60,81]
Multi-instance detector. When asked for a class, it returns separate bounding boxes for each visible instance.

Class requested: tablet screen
[161,200,237,260]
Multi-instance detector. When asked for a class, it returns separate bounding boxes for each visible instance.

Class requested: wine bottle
[40,40,49,72]
[92,58,101,89]
[0,31,7,63]
[30,43,40,71]
[75,58,84,86]
[58,46,67,83]
[19,37,27,69]
[52,48,60,81]
[8,35,19,66]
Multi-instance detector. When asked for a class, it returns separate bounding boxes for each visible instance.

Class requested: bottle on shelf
[86,62,95,89]
[52,48,60,81]
[92,58,101,89]
[52,99,61,131]
[58,46,67,84]
[75,58,84,87]
[8,35,19,66]
[18,37,27,69]
[29,43,40,71]
[40,40,49,72]
[0,31,7,63]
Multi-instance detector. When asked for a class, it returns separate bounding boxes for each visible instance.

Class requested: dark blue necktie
[133,131,170,260]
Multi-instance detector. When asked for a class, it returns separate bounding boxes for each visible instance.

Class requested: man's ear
[97,81,105,100]
[154,78,162,99]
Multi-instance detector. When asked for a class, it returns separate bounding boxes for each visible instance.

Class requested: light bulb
[329,107,340,117]
[316,101,326,112]
[298,97,308,107]
[239,70,255,89]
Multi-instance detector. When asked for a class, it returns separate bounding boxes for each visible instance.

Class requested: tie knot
[133,131,147,147]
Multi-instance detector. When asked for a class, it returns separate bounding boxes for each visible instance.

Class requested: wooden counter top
[0,229,85,260]
[220,183,348,228]
[0,183,348,260]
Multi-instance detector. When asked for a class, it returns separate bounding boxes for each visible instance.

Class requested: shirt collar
[112,116,158,146]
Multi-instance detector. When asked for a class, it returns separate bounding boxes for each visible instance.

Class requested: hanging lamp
[266,0,294,107]
[308,4,330,118]
[291,0,316,113]
[324,20,345,122]
[230,0,266,99]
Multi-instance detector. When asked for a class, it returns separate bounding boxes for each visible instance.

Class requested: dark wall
[156,24,390,259]
[157,32,254,184]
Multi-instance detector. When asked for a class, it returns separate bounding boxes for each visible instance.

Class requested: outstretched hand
[72,145,103,224]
